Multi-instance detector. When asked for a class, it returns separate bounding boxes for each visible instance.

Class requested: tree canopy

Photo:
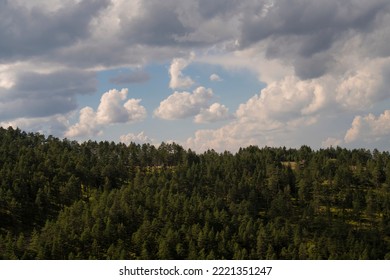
[0,127,389,259]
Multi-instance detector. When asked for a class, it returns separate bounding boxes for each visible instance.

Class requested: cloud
[109,70,150,85]
[186,127,246,152]
[14,70,96,94]
[186,114,319,153]
[119,131,155,145]
[344,110,390,144]
[322,137,343,148]
[209,73,222,82]
[2,0,390,73]
[196,46,295,85]
[66,88,146,138]
[236,75,327,122]
[293,52,334,80]
[0,0,110,62]
[154,86,213,120]
[65,107,101,138]
[335,58,390,110]
[0,69,97,121]
[169,55,195,89]
[194,103,231,123]
[0,96,75,121]
[120,0,193,47]
[0,114,70,136]
[184,57,390,152]
[96,88,146,124]
[0,65,15,89]
[2,0,390,152]
[239,0,387,50]
[197,0,242,19]
[189,39,390,151]
[186,76,327,152]
[237,0,390,80]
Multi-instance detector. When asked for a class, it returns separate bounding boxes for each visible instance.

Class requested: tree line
[0,126,389,259]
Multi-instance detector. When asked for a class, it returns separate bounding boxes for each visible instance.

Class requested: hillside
[0,126,389,259]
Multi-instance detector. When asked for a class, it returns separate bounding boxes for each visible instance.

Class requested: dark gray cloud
[0,96,76,120]
[14,70,97,96]
[2,0,389,69]
[0,70,97,120]
[240,0,388,50]
[239,0,390,79]
[117,0,243,49]
[109,70,150,85]
[294,53,334,80]
[298,29,336,58]
[0,0,110,62]
[121,1,192,47]
[198,0,242,19]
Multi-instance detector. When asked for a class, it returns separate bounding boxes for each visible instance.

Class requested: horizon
[2,125,389,155]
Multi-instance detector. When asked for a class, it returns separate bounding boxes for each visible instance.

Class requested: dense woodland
[0,126,390,259]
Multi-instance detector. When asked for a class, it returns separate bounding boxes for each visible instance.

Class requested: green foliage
[0,127,390,259]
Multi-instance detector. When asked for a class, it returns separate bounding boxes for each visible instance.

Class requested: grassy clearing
[281,161,298,170]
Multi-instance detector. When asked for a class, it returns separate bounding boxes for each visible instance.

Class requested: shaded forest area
[0,127,390,259]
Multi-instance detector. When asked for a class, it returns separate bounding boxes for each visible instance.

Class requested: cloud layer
[109,70,150,85]
[1,0,390,152]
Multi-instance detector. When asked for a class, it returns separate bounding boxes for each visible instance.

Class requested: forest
[0,126,389,259]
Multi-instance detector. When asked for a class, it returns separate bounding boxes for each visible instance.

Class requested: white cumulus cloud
[119,131,154,145]
[209,73,222,82]
[344,110,390,144]
[97,88,128,124]
[236,76,327,122]
[194,103,231,123]
[154,86,213,120]
[65,107,101,138]
[185,75,331,152]
[169,55,195,89]
[65,88,146,138]
[335,58,390,111]
[322,137,343,148]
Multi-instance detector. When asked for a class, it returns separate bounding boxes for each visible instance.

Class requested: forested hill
[0,126,390,259]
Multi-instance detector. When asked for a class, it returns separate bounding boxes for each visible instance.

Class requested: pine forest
[1,126,390,260]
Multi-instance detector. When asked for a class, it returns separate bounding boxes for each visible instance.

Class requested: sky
[1,0,390,153]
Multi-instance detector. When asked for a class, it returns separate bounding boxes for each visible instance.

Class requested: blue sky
[75,61,262,146]
[1,0,390,152]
